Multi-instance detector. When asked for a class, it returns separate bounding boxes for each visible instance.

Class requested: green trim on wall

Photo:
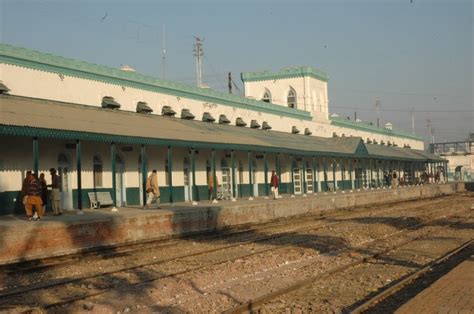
[241,66,329,82]
[0,43,311,121]
[126,187,140,206]
[330,116,424,141]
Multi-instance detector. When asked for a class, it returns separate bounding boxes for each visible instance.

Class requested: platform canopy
[0,95,442,161]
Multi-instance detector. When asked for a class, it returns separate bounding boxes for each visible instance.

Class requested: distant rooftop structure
[241,66,329,83]
[120,65,135,72]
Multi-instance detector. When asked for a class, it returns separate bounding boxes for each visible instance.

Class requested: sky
[1,0,472,145]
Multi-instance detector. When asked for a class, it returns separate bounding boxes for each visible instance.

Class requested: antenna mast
[194,36,203,87]
[162,25,166,79]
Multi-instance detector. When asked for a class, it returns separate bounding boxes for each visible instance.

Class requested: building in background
[0,43,443,215]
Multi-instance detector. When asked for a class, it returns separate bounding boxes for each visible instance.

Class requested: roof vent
[380,140,385,145]
[341,133,345,137]
[101,96,121,109]
[292,126,300,134]
[250,120,261,129]
[366,138,372,144]
[332,132,338,137]
[262,121,272,130]
[236,117,247,127]
[181,109,195,120]
[304,128,312,136]
[0,82,10,94]
[136,101,153,114]
[373,139,378,144]
[161,106,176,117]
[393,143,398,147]
[387,141,392,146]
[385,122,393,130]
[202,112,215,123]
[219,114,231,124]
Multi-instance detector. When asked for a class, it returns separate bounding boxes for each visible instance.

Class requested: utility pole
[411,108,415,135]
[228,72,232,94]
[162,25,166,79]
[193,36,203,88]
[427,119,435,144]
[375,99,381,127]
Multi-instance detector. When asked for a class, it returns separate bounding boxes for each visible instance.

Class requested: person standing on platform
[48,168,62,216]
[392,171,398,187]
[25,173,44,220]
[270,170,279,200]
[207,168,216,200]
[145,169,161,209]
[21,170,32,213]
[39,173,48,211]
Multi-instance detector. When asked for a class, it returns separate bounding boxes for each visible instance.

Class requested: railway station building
[0,43,447,215]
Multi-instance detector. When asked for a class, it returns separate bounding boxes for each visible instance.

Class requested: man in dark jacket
[270,170,279,200]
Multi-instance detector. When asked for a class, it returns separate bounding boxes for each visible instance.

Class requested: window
[287,88,296,108]
[262,90,271,103]
[93,155,103,188]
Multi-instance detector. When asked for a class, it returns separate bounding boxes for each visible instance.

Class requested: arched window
[287,88,296,108]
[93,155,103,188]
[262,90,271,103]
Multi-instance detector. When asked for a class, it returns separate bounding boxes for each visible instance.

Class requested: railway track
[0,195,470,312]
[224,217,473,313]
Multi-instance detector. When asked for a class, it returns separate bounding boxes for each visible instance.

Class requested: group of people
[21,168,62,221]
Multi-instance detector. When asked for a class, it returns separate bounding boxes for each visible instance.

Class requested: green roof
[0,94,441,162]
[0,43,312,121]
[241,66,329,83]
[330,116,424,141]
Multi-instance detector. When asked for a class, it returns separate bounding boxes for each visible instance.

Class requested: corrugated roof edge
[0,43,312,121]
[330,116,424,141]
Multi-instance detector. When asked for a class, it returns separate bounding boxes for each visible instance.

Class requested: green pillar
[290,155,295,194]
[264,152,269,197]
[376,160,380,187]
[332,159,336,191]
[231,150,236,199]
[111,143,117,207]
[212,149,217,200]
[349,159,353,190]
[276,153,281,192]
[323,158,328,191]
[312,157,316,193]
[32,137,39,178]
[141,145,147,206]
[76,140,82,210]
[340,159,345,190]
[167,146,173,204]
[191,148,197,202]
[302,156,307,194]
[248,151,253,198]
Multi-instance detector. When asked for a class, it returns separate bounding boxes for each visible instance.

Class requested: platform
[0,183,464,265]
[396,254,474,314]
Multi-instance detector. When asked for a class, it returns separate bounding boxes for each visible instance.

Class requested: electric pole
[162,25,166,79]
[375,99,381,127]
[193,37,203,88]
[427,119,435,144]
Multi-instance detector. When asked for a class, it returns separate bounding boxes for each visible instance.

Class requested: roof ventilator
[101,96,121,109]
[393,143,398,147]
[262,121,272,130]
[387,141,392,146]
[162,106,176,117]
[202,112,215,123]
[332,132,338,137]
[0,82,10,94]
[219,114,231,124]
[292,126,300,134]
[380,140,385,145]
[136,101,153,114]
[250,120,261,129]
[236,117,247,127]
[181,109,195,120]
[304,128,312,136]
[366,138,372,144]
[373,140,378,144]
